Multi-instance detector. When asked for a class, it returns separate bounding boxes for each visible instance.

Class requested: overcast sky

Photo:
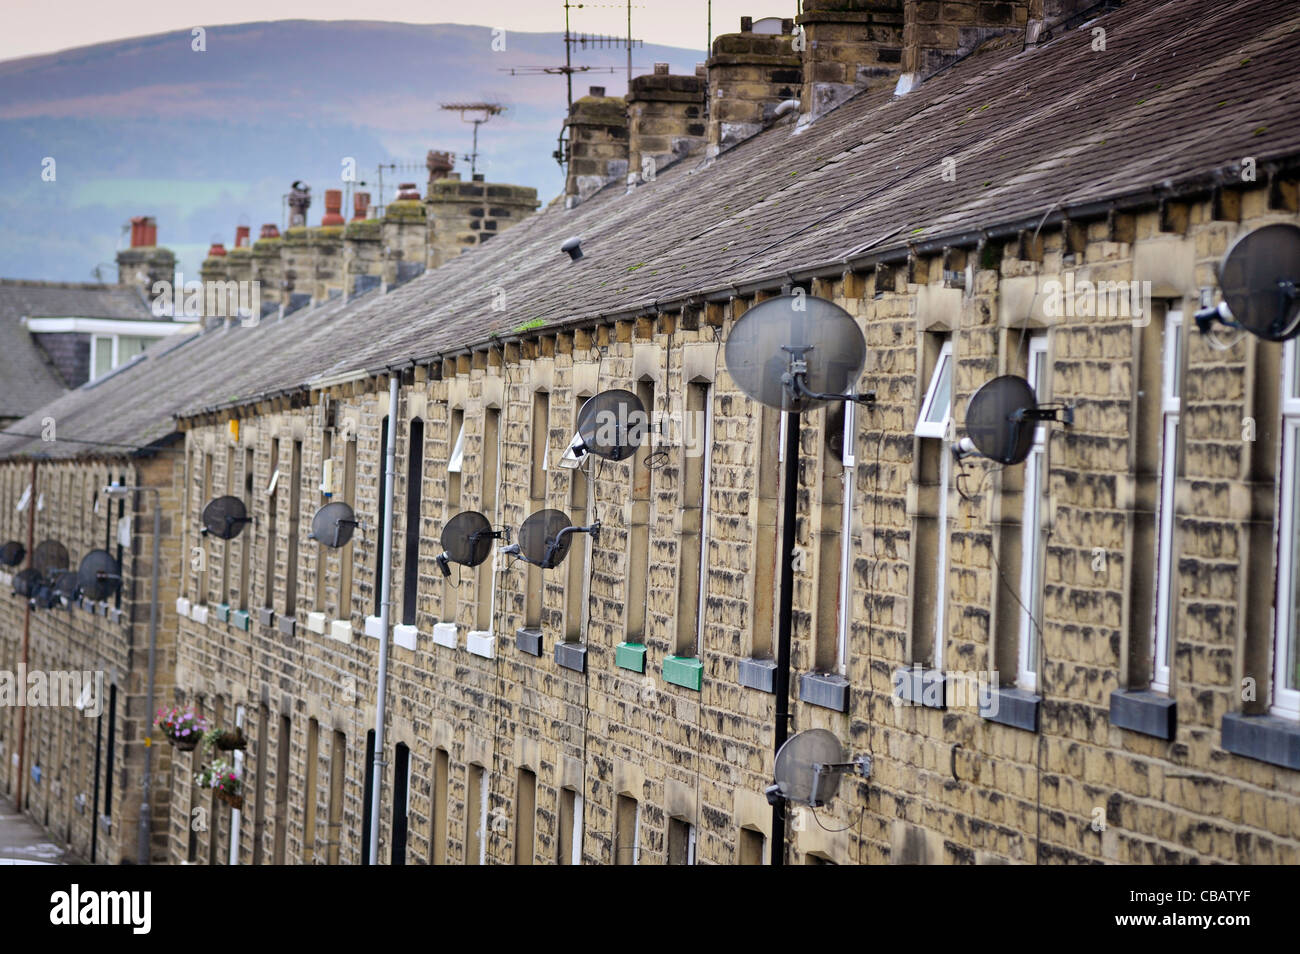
[2,1,798,62]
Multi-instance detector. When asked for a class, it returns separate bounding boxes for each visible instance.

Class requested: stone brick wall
[706,27,802,157]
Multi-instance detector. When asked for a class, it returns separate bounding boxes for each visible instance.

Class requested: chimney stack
[898,0,1028,90]
[795,0,904,123]
[625,63,707,186]
[563,86,629,207]
[116,215,175,291]
[321,190,345,227]
[252,225,284,307]
[706,18,802,158]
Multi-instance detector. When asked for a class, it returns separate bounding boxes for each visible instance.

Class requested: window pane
[118,335,155,362]
[923,354,952,425]
[448,423,465,473]
[93,336,113,378]
[1290,437,1300,693]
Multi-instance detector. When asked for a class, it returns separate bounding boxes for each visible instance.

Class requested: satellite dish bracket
[781,347,876,406]
[808,755,873,806]
[309,516,362,548]
[542,521,600,569]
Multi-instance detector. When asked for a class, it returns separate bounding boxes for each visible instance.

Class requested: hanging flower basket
[196,757,243,810]
[203,726,247,751]
[157,706,207,750]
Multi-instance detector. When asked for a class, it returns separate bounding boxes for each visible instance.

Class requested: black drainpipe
[770,409,801,866]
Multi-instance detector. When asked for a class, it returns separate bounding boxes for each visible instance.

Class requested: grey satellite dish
[78,550,122,601]
[1196,223,1300,341]
[31,580,59,610]
[309,501,359,548]
[725,294,873,412]
[32,540,68,575]
[12,568,41,597]
[0,541,24,567]
[201,496,252,539]
[435,510,502,576]
[956,375,1072,465]
[517,509,599,569]
[768,728,871,808]
[573,389,647,462]
[51,571,80,605]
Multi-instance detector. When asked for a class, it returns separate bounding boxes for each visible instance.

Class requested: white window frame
[569,792,584,865]
[1272,339,1300,719]
[1151,310,1183,693]
[475,764,489,865]
[228,705,246,866]
[448,420,465,473]
[1017,336,1050,692]
[915,341,954,439]
[89,334,116,382]
[915,340,954,670]
[693,385,714,657]
[835,399,857,675]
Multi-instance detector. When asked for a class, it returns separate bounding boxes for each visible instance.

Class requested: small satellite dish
[572,390,647,462]
[956,375,1072,465]
[309,501,359,548]
[32,540,69,575]
[1195,223,1300,341]
[517,509,600,569]
[436,511,498,577]
[201,496,252,539]
[725,294,874,412]
[0,541,24,567]
[51,571,80,604]
[30,580,59,610]
[12,568,41,597]
[768,728,871,808]
[78,549,122,601]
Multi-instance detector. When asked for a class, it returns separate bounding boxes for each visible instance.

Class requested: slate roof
[0,280,155,420]
[2,0,1298,459]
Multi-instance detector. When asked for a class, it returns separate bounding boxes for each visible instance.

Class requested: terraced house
[3,0,1300,865]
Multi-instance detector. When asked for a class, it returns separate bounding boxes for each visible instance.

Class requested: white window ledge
[432,622,459,649]
[467,631,495,658]
[176,597,191,617]
[190,604,209,625]
[394,624,419,651]
[305,611,327,634]
[363,615,384,639]
[329,619,353,644]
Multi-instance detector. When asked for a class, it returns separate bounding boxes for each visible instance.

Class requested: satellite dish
[1196,223,1300,341]
[32,540,68,575]
[78,549,122,601]
[0,541,24,567]
[30,580,59,610]
[437,511,497,576]
[573,389,646,462]
[725,294,873,412]
[201,496,252,539]
[309,501,359,548]
[517,508,600,569]
[963,375,1041,465]
[12,568,41,597]
[769,728,871,808]
[51,571,80,603]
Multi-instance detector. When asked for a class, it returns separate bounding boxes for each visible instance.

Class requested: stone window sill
[981,686,1041,732]
[799,672,849,712]
[1109,689,1176,740]
[1222,712,1300,770]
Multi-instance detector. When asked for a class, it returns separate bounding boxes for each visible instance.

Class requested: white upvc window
[448,420,465,473]
[694,386,714,657]
[89,333,159,381]
[1151,310,1183,693]
[569,792,584,865]
[835,399,858,675]
[1017,336,1050,692]
[916,340,954,669]
[1273,339,1300,719]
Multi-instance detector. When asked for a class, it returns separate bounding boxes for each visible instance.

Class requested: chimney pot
[259,224,280,239]
[695,62,707,76]
[782,18,794,34]
[142,217,157,247]
[288,181,312,228]
[589,86,605,97]
[235,225,251,248]
[322,189,345,226]
[654,62,669,75]
[396,182,421,201]
[741,16,753,32]
[352,192,370,221]
[207,243,227,258]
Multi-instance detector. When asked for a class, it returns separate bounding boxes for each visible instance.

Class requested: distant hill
[0,21,704,281]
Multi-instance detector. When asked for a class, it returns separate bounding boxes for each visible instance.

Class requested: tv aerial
[725,294,875,413]
[435,510,507,577]
[440,103,505,179]
[201,496,253,539]
[78,549,123,602]
[566,389,647,464]
[515,508,599,570]
[1195,223,1300,342]
[954,375,1072,465]
[32,540,69,575]
[0,541,24,567]
[764,728,872,808]
[309,501,361,548]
